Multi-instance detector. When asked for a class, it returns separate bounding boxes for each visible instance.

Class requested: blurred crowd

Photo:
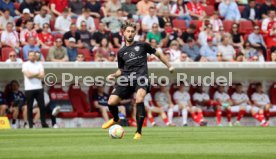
[0,0,276,62]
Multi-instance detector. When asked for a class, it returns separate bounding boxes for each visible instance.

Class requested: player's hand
[169,66,175,74]
[107,74,116,81]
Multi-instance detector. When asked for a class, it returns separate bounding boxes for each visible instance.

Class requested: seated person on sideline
[0,91,8,117]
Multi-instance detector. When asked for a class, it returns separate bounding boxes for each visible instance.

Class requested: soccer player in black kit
[102,22,175,140]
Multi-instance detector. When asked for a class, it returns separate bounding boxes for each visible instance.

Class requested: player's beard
[126,36,134,43]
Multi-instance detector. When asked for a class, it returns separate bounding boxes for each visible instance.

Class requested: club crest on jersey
[129,52,135,58]
[134,46,140,52]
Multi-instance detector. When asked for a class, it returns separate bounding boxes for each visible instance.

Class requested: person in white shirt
[154,84,177,126]
[174,83,207,126]
[217,35,236,61]
[54,8,72,34]
[142,6,159,32]
[0,9,14,31]
[76,8,96,32]
[5,51,23,63]
[1,22,20,51]
[34,5,51,30]
[231,83,252,126]
[144,93,169,126]
[214,85,233,126]
[193,85,223,126]
[22,51,48,128]
[251,83,271,126]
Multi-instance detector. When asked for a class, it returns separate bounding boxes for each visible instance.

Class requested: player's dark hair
[122,21,136,31]
[235,83,242,87]
[255,82,262,88]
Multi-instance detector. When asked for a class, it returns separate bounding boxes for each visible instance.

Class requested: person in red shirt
[186,0,206,20]
[50,0,68,16]
[38,23,54,48]
[266,22,276,48]
[20,20,38,46]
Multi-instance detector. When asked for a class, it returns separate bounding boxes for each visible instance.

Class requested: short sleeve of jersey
[144,42,156,55]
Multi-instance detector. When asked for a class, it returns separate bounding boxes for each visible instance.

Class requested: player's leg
[102,94,121,129]
[98,106,109,122]
[21,105,28,128]
[251,106,268,126]
[179,104,188,126]
[0,104,8,116]
[145,106,156,126]
[151,107,169,125]
[216,105,222,126]
[225,106,232,126]
[264,104,271,121]
[11,107,19,128]
[196,107,207,126]
[33,107,40,126]
[135,88,147,136]
[234,106,246,125]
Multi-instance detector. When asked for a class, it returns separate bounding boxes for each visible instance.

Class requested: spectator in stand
[79,21,94,51]
[243,41,258,60]
[198,23,214,46]
[252,83,272,122]
[122,0,137,17]
[241,0,261,21]
[85,0,102,18]
[50,0,68,16]
[20,20,38,46]
[214,26,229,46]
[261,10,276,34]
[165,40,182,62]
[147,39,162,62]
[16,8,33,31]
[231,23,244,49]
[137,0,155,17]
[218,35,236,61]
[1,22,20,53]
[200,37,218,62]
[271,47,276,61]
[5,51,23,63]
[0,91,7,117]
[54,8,72,34]
[38,23,54,49]
[34,5,51,31]
[210,12,223,32]
[266,22,276,48]
[0,9,14,31]
[171,0,192,27]
[66,37,78,62]
[63,23,83,48]
[94,38,113,62]
[23,37,40,61]
[186,0,206,20]
[107,51,116,62]
[248,25,267,60]
[101,9,124,34]
[142,6,159,32]
[75,53,86,62]
[91,22,109,46]
[76,8,96,33]
[47,38,69,62]
[104,0,122,17]
[69,0,83,16]
[181,24,196,43]
[182,38,202,61]
[180,53,193,62]
[33,0,47,14]
[19,0,36,15]
[158,10,173,29]
[161,22,182,48]
[146,23,163,46]
[156,0,171,17]
[219,0,241,22]
[0,0,20,17]
[235,52,246,62]
[134,22,145,42]
[260,0,275,19]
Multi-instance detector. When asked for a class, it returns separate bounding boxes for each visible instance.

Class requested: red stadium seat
[209,85,218,100]
[190,20,202,33]
[239,21,253,34]
[227,83,240,97]
[206,0,216,5]
[223,20,235,33]
[77,48,93,61]
[94,18,100,30]
[88,86,97,111]
[41,48,49,60]
[1,47,15,61]
[203,5,215,17]
[238,6,245,14]
[247,83,258,100]
[172,19,186,31]
[53,33,63,40]
[269,83,276,105]
[49,83,78,118]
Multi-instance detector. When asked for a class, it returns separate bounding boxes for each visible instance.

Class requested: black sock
[136,102,146,134]
[108,105,119,122]
[12,119,16,124]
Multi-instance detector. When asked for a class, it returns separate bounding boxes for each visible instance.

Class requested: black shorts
[111,80,150,99]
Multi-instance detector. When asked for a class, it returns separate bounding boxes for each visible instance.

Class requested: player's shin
[237,109,246,122]
[182,108,188,125]
[136,102,146,134]
[108,105,119,122]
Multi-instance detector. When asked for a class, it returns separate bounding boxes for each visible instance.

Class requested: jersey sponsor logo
[134,46,140,52]
[123,52,128,55]
[129,52,135,58]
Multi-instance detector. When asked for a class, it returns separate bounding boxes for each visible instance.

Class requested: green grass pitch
[1,127,276,159]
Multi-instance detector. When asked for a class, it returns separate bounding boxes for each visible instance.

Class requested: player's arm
[154,50,175,73]
[107,52,124,80]
[252,100,264,107]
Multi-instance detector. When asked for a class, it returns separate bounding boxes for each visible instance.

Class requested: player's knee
[259,109,264,114]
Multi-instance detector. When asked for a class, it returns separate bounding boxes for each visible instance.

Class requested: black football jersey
[117,42,156,79]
